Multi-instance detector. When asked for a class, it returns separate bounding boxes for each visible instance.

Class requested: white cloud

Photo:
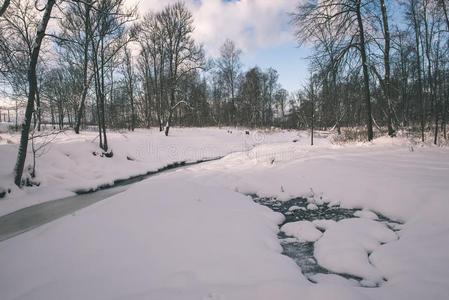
[128,0,297,57]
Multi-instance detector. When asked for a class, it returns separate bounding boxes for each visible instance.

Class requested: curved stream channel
[251,196,402,287]
[0,156,402,287]
[0,158,221,242]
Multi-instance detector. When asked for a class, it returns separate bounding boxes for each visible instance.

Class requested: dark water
[75,158,221,194]
[0,185,128,242]
[251,196,401,287]
[0,158,222,242]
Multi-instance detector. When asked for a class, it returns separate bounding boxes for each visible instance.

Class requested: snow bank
[354,209,379,220]
[288,205,302,211]
[312,219,336,231]
[314,218,397,283]
[162,136,449,299]
[0,128,300,216]
[308,273,359,287]
[1,131,449,299]
[281,221,322,242]
[0,179,305,300]
[306,203,319,210]
[181,137,449,222]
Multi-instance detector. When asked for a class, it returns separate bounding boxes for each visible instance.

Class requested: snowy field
[0,127,299,216]
[1,128,449,299]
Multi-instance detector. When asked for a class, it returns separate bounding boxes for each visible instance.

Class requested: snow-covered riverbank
[1,129,448,300]
[0,128,300,216]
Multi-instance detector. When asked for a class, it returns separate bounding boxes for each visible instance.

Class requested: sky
[129,0,311,92]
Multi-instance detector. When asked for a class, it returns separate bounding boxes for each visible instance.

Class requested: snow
[314,218,397,283]
[312,219,336,231]
[0,122,11,133]
[179,135,449,223]
[281,220,323,242]
[158,134,449,299]
[306,203,319,210]
[308,273,359,287]
[288,205,302,211]
[354,209,379,220]
[1,129,449,299]
[0,179,303,300]
[0,127,300,216]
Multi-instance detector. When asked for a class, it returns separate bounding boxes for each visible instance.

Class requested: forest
[1,2,449,299]
[1,0,449,186]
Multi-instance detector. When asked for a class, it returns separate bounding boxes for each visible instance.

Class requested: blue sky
[135,0,309,92]
[242,42,312,92]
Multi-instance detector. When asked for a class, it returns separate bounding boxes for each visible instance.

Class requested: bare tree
[379,0,395,136]
[0,0,41,126]
[440,0,449,32]
[122,44,136,130]
[0,0,10,17]
[29,115,63,180]
[216,39,242,126]
[159,2,204,136]
[407,0,426,142]
[136,12,169,130]
[13,0,56,186]
[90,0,135,151]
[293,0,375,141]
[58,0,95,134]
[275,88,288,119]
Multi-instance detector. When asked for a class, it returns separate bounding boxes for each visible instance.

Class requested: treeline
[0,0,290,186]
[291,0,449,143]
[1,0,449,186]
[1,0,289,138]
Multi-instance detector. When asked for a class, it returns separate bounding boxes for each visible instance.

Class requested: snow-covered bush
[330,128,370,144]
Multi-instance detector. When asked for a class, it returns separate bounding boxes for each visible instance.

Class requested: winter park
[1,0,449,299]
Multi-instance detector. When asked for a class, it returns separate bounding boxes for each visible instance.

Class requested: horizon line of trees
[1,0,448,187]
[291,0,449,144]
[0,0,291,186]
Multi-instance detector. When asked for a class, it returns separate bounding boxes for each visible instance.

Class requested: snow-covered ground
[0,127,300,216]
[0,122,11,133]
[1,128,449,300]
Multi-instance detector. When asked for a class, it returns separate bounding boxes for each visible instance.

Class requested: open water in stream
[251,196,402,287]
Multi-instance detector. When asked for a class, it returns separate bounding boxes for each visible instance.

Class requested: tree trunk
[75,3,92,134]
[100,43,108,151]
[74,75,93,134]
[379,0,395,136]
[311,84,314,146]
[0,0,10,17]
[356,0,374,141]
[35,87,42,131]
[411,0,425,142]
[127,51,135,131]
[165,110,172,136]
[444,81,448,139]
[434,106,439,145]
[423,3,436,144]
[92,39,103,149]
[165,83,176,136]
[441,0,449,33]
[14,0,56,187]
[158,53,165,132]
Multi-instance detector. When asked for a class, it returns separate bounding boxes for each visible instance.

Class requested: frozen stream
[0,159,220,242]
[252,196,402,287]
[0,156,401,288]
